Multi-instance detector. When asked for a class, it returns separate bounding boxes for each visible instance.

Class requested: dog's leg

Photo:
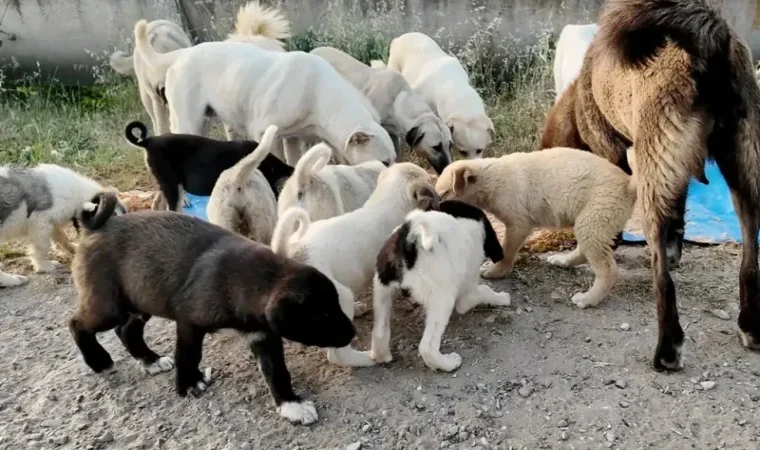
[247,332,318,425]
[52,225,76,255]
[0,268,29,287]
[455,284,511,315]
[729,187,760,350]
[115,314,174,375]
[567,214,618,309]
[284,137,303,166]
[370,278,395,364]
[664,191,687,270]
[152,96,172,135]
[223,123,241,141]
[546,247,587,268]
[178,184,190,209]
[69,313,121,373]
[174,322,211,397]
[28,223,61,273]
[326,279,376,367]
[417,293,461,372]
[139,82,162,135]
[481,225,532,279]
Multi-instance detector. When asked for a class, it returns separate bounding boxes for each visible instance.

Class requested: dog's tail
[270,206,311,255]
[133,19,183,78]
[231,124,280,187]
[370,60,387,69]
[231,1,291,42]
[109,50,135,76]
[293,143,331,189]
[125,121,149,147]
[79,191,121,231]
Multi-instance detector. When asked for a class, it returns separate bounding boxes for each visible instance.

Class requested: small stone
[76,394,85,403]
[620,323,631,331]
[700,381,716,391]
[440,442,450,448]
[460,432,470,441]
[444,425,459,439]
[97,431,114,444]
[689,378,699,384]
[615,380,628,389]
[585,337,592,343]
[605,432,615,442]
[362,424,371,433]
[545,332,553,340]
[557,419,568,428]
[27,433,43,442]
[416,386,422,391]
[47,392,58,402]
[619,401,630,408]
[240,443,252,450]
[518,385,533,398]
[710,309,730,320]
[560,431,569,441]
[40,419,62,428]
[346,442,361,450]
[551,290,563,300]
[51,435,69,445]
[739,419,747,426]
[525,307,533,313]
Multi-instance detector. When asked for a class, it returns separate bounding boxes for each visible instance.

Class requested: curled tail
[109,50,135,76]
[270,206,310,255]
[293,143,332,189]
[370,60,387,69]
[231,1,291,41]
[133,19,183,78]
[232,125,280,187]
[80,191,120,231]
[125,121,149,147]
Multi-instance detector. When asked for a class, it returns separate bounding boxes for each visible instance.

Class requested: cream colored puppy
[278,142,386,222]
[435,148,637,308]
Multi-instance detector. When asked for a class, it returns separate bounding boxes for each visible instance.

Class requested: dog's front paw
[570,292,601,309]
[493,292,511,306]
[178,367,213,398]
[1,273,29,287]
[547,253,571,267]
[278,400,318,425]
[327,347,377,367]
[425,352,462,372]
[480,265,509,280]
[370,349,393,364]
[142,356,174,375]
[33,260,64,274]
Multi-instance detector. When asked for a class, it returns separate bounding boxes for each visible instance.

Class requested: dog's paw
[278,400,318,425]
[571,292,600,309]
[370,349,393,364]
[33,260,64,274]
[427,352,462,372]
[0,273,29,287]
[480,265,508,280]
[547,253,571,267]
[186,368,213,397]
[492,292,511,307]
[327,348,377,367]
[142,356,174,375]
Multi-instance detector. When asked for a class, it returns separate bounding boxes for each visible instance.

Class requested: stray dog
[125,121,293,212]
[371,200,510,372]
[0,164,127,287]
[435,147,637,308]
[207,125,281,243]
[271,163,438,367]
[384,32,494,158]
[278,142,386,222]
[68,190,355,425]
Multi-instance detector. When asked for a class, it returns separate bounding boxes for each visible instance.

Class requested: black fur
[124,121,294,211]
[405,126,425,148]
[438,200,504,263]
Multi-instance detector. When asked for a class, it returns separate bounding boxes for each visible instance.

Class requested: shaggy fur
[277,143,386,222]
[207,125,280,244]
[68,191,355,425]
[133,20,395,167]
[311,46,453,173]
[540,0,760,370]
[553,24,599,103]
[125,121,293,212]
[371,200,509,372]
[384,32,494,159]
[226,1,291,50]
[435,148,637,308]
[271,163,438,367]
[0,165,126,287]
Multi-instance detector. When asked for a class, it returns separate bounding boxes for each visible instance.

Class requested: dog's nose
[382,159,392,167]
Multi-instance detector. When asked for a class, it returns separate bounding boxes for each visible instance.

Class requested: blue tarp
[182,193,210,221]
[622,161,744,244]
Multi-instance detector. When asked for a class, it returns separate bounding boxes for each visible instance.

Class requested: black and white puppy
[370,200,510,372]
[124,121,294,211]
[68,191,354,425]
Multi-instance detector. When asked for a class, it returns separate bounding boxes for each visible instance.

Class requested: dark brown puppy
[68,191,355,425]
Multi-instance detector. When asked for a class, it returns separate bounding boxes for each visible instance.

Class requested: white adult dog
[270,163,438,367]
[278,142,386,222]
[0,165,127,287]
[311,46,453,173]
[382,32,494,159]
[553,24,599,103]
[207,125,280,244]
[133,21,396,167]
[371,200,511,372]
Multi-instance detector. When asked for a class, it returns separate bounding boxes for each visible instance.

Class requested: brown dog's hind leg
[174,322,211,397]
[115,315,174,375]
[729,188,760,349]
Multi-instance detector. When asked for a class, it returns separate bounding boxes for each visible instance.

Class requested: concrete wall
[0,0,758,84]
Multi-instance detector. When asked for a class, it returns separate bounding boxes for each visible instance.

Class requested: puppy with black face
[68,192,354,425]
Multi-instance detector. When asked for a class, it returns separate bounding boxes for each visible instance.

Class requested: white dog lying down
[0,165,127,287]
[311,46,453,173]
[435,148,637,308]
[271,163,438,367]
[382,32,494,159]
[553,24,599,103]
[207,125,280,244]
[278,142,386,222]
[133,21,396,167]
[371,200,511,372]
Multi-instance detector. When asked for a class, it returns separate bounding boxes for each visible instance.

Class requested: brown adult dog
[68,191,355,425]
[540,0,760,370]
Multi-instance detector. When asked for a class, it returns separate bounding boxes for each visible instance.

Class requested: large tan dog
[435,148,636,308]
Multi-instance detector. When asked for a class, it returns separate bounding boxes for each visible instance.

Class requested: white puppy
[0,165,127,286]
[207,125,279,244]
[278,142,386,222]
[384,32,494,159]
[371,200,510,372]
[311,46,453,173]
[133,21,396,167]
[553,24,599,103]
[270,163,438,367]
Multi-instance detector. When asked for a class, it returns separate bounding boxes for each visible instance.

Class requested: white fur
[226,1,291,51]
[553,24,599,103]
[371,210,510,372]
[142,356,174,375]
[0,165,123,286]
[207,125,280,244]
[386,32,494,159]
[270,163,435,367]
[278,401,318,425]
[278,143,386,222]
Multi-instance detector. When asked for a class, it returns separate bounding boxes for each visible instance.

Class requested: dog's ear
[412,183,440,211]
[348,131,373,146]
[481,216,504,263]
[418,222,437,251]
[405,126,425,148]
[452,166,476,196]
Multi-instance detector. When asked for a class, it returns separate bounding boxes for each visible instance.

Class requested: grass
[0,0,556,190]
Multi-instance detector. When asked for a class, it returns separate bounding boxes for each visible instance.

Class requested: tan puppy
[435,147,636,308]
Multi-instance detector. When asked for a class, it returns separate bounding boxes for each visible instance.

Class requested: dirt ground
[1,238,759,450]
